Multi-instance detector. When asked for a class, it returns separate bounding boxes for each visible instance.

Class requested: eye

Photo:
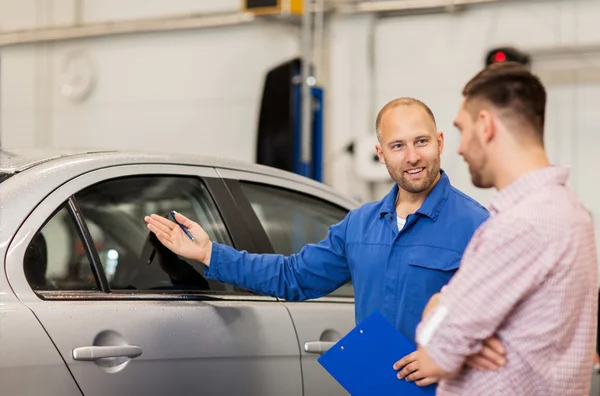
[416,139,428,146]
[391,143,403,150]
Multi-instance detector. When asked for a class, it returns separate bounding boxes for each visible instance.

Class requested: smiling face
[376,104,443,194]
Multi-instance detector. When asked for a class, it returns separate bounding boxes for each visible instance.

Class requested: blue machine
[292,83,324,183]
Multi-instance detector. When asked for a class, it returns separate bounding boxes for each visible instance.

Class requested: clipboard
[317,311,436,396]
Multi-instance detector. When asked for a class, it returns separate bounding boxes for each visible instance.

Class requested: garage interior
[0,0,599,394]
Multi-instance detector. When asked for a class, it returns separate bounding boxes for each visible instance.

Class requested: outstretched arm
[145,211,352,301]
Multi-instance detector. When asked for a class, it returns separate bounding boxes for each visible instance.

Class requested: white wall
[0,0,300,162]
[0,0,244,29]
[325,12,379,203]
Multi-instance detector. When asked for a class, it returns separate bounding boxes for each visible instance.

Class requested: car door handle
[304,341,336,354]
[72,345,143,361]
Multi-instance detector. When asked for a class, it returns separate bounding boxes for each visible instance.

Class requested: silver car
[0,149,359,396]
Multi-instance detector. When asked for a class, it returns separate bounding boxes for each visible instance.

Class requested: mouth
[404,167,425,177]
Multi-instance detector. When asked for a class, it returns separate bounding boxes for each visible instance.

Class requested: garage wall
[0,0,300,162]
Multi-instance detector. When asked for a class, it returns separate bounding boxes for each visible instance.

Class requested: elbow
[422,293,441,319]
[276,281,309,302]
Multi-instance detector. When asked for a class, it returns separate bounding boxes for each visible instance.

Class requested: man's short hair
[462,62,546,140]
[375,97,437,140]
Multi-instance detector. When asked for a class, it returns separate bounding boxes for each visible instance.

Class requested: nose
[406,146,421,165]
[457,141,464,157]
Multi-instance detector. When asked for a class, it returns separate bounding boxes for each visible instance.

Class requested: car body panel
[23,299,302,396]
[0,302,83,396]
[4,162,302,396]
[282,300,355,396]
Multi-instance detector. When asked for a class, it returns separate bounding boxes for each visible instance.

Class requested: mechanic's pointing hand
[144,212,213,266]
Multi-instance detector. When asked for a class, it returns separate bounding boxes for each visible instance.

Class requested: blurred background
[0,0,599,284]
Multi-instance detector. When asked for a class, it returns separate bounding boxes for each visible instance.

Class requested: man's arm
[146,211,352,301]
[414,220,552,375]
[393,293,446,385]
[407,291,461,380]
[422,292,441,318]
[396,291,507,383]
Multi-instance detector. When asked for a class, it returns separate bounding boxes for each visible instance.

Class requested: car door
[217,169,356,396]
[5,164,302,396]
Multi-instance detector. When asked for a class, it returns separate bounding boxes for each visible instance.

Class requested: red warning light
[485,47,531,67]
[493,51,506,62]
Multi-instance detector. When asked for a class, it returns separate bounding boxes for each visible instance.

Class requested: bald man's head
[375,97,437,141]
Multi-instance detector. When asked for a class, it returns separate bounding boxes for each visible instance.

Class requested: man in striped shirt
[406,63,599,395]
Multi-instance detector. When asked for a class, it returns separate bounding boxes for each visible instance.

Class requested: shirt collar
[489,166,570,215]
[379,169,451,221]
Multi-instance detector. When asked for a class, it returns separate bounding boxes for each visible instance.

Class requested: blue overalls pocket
[403,246,462,317]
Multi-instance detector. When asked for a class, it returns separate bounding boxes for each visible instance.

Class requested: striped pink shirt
[416,166,598,395]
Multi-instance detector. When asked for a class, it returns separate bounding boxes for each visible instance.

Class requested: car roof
[0,148,283,176]
[0,148,359,206]
[0,148,116,173]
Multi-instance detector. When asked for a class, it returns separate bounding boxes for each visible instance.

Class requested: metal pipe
[300,0,313,169]
[340,0,517,14]
[0,12,256,47]
[313,0,325,82]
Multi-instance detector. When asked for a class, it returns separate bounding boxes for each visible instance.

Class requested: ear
[478,110,496,144]
[375,143,386,164]
[436,131,444,155]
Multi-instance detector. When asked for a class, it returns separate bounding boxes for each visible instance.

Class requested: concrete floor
[591,370,599,396]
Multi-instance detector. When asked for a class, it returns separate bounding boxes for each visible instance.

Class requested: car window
[24,205,98,291]
[73,175,235,293]
[239,182,354,298]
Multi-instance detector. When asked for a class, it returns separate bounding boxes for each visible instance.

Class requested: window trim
[33,289,279,302]
[202,177,262,254]
[222,179,274,254]
[223,178,356,301]
[215,168,359,211]
[67,197,110,292]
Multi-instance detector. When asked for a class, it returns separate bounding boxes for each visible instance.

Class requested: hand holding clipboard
[318,311,436,396]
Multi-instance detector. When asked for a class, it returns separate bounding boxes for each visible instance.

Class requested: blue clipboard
[317,311,436,396]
